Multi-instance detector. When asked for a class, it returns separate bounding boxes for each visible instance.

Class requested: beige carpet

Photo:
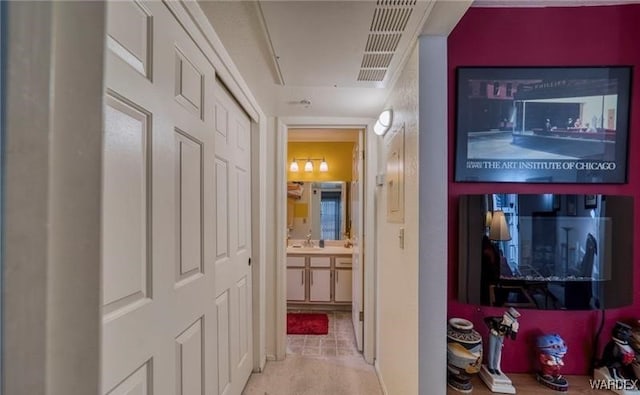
[242,311,383,395]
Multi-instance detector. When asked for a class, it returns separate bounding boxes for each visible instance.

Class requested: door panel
[309,270,331,302]
[105,361,151,395]
[214,80,253,394]
[106,1,151,78]
[287,268,306,301]
[174,48,204,119]
[175,131,204,285]
[176,318,204,395]
[102,95,151,318]
[215,159,229,259]
[216,291,231,395]
[335,269,353,302]
[103,2,252,394]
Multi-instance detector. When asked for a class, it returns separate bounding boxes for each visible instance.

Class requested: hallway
[242,312,382,395]
[2,1,464,393]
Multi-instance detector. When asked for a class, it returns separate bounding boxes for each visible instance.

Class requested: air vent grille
[365,33,401,52]
[358,69,387,82]
[370,7,413,32]
[361,53,393,69]
[357,1,415,83]
[376,0,417,6]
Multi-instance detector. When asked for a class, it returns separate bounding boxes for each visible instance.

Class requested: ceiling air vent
[365,33,401,53]
[357,0,416,83]
[358,69,387,82]
[361,53,393,69]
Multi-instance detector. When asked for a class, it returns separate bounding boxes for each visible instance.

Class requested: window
[320,191,341,240]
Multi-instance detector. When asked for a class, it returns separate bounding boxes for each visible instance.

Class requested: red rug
[287,313,329,335]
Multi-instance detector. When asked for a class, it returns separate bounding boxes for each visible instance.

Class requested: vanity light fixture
[319,158,329,172]
[304,159,314,172]
[289,158,300,172]
[289,157,329,173]
[374,108,393,136]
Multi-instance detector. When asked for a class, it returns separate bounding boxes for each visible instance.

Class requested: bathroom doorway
[276,123,375,364]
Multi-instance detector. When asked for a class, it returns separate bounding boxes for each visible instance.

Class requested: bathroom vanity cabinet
[286,249,352,306]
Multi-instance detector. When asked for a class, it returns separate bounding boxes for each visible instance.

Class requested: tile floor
[286,310,359,357]
[242,310,383,395]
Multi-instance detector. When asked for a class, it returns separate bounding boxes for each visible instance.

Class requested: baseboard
[266,354,277,361]
[375,360,389,395]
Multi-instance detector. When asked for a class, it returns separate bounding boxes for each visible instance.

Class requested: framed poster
[454,66,632,183]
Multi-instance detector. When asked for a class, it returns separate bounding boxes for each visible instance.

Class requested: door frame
[275,116,377,364]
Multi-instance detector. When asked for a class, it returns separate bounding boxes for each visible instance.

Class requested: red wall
[448,5,640,375]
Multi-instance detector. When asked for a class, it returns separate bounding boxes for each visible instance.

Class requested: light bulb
[319,158,328,172]
[304,159,313,172]
[289,159,299,172]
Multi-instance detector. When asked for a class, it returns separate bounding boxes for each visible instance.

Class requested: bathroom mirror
[287,181,350,240]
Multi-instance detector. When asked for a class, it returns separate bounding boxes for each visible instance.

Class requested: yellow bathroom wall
[287,142,354,182]
[293,203,308,218]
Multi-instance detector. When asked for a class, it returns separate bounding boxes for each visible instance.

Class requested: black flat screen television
[454,66,632,183]
[458,194,634,310]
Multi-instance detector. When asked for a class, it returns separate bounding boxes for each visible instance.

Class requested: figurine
[603,322,635,380]
[485,307,520,375]
[536,333,569,391]
[479,308,520,394]
[630,321,640,380]
[593,321,639,394]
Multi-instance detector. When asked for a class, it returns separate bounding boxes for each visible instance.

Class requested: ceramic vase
[447,318,483,393]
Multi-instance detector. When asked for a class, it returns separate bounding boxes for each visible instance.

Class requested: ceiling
[198,0,471,118]
[472,0,640,7]
[288,128,360,142]
[198,0,637,119]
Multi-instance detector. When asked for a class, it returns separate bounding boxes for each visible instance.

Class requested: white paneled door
[213,80,253,395]
[102,2,252,394]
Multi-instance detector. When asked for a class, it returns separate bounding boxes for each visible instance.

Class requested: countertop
[286,245,353,255]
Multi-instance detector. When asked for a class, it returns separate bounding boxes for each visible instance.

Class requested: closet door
[102,2,252,394]
[213,79,253,395]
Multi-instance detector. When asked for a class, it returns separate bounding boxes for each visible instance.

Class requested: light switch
[399,227,404,249]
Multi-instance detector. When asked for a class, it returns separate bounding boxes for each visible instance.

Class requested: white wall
[418,35,448,395]
[4,2,105,394]
[375,44,420,395]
